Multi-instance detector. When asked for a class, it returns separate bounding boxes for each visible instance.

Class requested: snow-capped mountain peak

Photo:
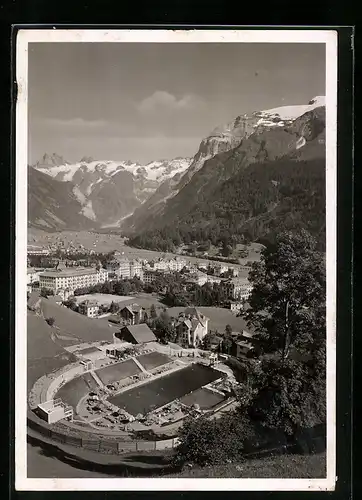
[252,96,326,128]
[32,156,193,227]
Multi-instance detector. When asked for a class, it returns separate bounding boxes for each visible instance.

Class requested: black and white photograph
[15,29,337,491]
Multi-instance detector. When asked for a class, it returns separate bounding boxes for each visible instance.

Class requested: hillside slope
[122,98,325,235]
[126,104,326,249]
[28,167,98,231]
[33,156,192,227]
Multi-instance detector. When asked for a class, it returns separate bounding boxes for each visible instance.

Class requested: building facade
[78,299,99,318]
[221,278,253,300]
[175,307,209,347]
[39,267,108,295]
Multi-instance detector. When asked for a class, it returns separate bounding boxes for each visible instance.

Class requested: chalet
[115,324,156,345]
[175,307,209,348]
[231,330,258,358]
[78,299,99,318]
[119,303,146,325]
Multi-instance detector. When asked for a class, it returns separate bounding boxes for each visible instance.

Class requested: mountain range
[28,96,326,247]
[29,155,192,229]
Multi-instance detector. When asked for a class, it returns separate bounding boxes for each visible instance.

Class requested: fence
[27,413,180,455]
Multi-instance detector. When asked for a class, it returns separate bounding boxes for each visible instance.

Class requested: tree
[237,354,326,437]
[222,324,233,354]
[150,304,157,319]
[221,243,233,258]
[64,297,78,311]
[109,301,119,314]
[242,230,326,358]
[40,288,54,298]
[153,311,176,343]
[173,411,255,467]
[237,230,326,437]
[45,317,55,326]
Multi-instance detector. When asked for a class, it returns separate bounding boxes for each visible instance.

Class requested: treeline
[127,157,325,252]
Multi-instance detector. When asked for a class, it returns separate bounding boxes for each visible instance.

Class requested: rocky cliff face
[122,97,326,234]
[28,167,97,231]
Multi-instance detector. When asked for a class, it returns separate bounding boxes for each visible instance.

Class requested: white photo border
[15,28,338,491]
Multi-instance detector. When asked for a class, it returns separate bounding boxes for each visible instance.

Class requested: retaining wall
[27,413,180,455]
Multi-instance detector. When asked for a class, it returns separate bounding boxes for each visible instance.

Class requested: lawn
[167,306,251,334]
[166,452,327,478]
[95,359,141,385]
[108,364,222,416]
[27,312,78,392]
[39,298,115,344]
[74,294,134,305]
[136,352,172,371]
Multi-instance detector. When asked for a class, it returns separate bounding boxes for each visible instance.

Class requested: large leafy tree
[242,229,326,359]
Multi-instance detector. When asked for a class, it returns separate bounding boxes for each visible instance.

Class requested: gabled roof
[184,307,208,326]
[177,319,192,330]
[120,305,135,315]
[121,324,156,344]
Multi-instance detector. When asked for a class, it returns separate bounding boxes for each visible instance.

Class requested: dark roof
[27,291,41,308]
[121,324,156,344]
[120,305,135,315]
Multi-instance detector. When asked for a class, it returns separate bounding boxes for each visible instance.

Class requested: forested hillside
[127,153,325,251]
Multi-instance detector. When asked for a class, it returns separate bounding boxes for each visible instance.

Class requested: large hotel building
[39,267,108,297]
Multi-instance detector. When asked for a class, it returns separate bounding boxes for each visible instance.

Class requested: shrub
[45,317,55,326]
[173,410,255,467]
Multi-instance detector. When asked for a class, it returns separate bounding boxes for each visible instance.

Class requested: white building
[186,270,208,286]
[78,299,99,318]
[175,307,209,347]
[129,260,143,279]
[27,246,49,256]
[106,258,130,279]
[37,398,73,424]
[221,278,253,300]
[39,267,108,295]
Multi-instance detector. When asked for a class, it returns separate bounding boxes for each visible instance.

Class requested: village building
[212,263,229,276]
[27,245,50,256]
[231,330,258,358]
[106,257,131,279]
[227,300,245,313]
[119,303,146,325]
[143,269,159,284]
[228,266,240,277]
[129,260,143,279]
[78,299,99,318]
[185,270,208,286]
[39,265,108,296]
[115,324,156,344]
[221,277,253,300]
[175,307,209,348]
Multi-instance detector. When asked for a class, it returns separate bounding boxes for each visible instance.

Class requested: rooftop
[39,267,98,278]
[121,324,157,344]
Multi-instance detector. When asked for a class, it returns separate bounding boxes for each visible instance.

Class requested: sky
[28,42,326,164]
